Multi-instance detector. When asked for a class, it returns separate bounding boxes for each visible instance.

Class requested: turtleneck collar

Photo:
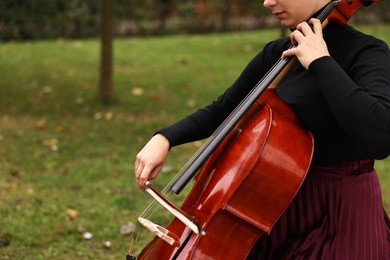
[289,2,333,31]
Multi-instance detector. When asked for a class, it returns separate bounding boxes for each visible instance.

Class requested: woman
[134,0,390,258]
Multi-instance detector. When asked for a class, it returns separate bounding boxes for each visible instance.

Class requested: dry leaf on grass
[66,209,79,221]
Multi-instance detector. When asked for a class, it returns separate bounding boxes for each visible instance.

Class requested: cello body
[138,89,314,259]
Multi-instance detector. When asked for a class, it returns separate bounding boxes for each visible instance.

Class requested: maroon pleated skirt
[247,160,390,260]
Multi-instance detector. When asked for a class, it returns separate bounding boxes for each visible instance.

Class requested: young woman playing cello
[134,0,390,258]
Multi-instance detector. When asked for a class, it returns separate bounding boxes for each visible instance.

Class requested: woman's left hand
[282,18,330,70]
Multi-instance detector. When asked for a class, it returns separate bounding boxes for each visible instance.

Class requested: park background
[1,0,390,259]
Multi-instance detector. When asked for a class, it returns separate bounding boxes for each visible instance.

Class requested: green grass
[1,24,390,259]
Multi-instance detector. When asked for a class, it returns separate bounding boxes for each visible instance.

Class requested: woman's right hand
[134,133,170,190]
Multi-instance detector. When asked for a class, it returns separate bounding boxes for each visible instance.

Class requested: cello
[128,0,380,258]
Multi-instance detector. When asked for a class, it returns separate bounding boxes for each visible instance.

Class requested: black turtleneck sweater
[159,22,390,166]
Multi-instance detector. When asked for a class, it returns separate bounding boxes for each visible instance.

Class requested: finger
[296,22,313,37]
[138,164,155,190]
[289,33,298,45]
[281,48,296,59]
[309,18,323,37]
[291,29,305,44]
[134,157,145,180]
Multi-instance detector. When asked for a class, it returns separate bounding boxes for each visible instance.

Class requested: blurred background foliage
[1,0,389,258]
[1,0,389,41]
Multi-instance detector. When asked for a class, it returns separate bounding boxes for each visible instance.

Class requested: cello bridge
[138,217,180,247]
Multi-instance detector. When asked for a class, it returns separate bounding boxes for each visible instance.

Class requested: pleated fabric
[247,160,390,260]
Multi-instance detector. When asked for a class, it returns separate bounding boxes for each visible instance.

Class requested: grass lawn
[1,24,389,259]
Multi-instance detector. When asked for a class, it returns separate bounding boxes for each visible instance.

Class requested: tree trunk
[99,0,113,104]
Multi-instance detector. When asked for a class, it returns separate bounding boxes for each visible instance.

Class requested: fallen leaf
[67,209,79,221]
[105,112,113,121]
[36,118,47,129]
[43,139,58,147]
[131,87,144,96]
[43,139,59,152]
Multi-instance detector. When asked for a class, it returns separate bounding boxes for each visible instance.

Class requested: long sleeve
[309,32,390,159]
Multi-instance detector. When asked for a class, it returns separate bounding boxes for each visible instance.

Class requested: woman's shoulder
[326,23,389,68]
[339,23,389,50]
